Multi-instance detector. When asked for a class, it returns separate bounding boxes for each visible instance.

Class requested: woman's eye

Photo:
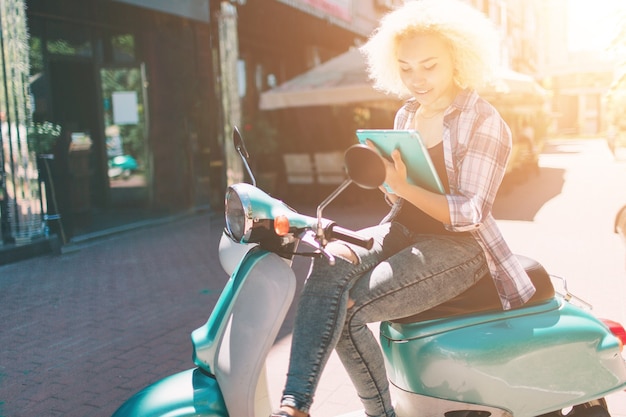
[400,66,411,72]
[424,64,437,71]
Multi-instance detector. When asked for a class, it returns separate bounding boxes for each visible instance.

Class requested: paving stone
[0,202,388,417]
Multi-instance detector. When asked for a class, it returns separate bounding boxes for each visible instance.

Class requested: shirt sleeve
[445,109,511,232]
[393,103,411,129]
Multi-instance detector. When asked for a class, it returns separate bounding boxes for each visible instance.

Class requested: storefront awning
[259,48,548,110]
[112,0,210,22]
[259,48,396,110]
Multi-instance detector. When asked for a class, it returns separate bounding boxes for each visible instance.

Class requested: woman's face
[396,33,457,107]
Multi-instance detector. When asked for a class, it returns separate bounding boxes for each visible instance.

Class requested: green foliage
[27,121,62,154]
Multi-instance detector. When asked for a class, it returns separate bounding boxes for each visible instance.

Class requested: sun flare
[567,0,626,52]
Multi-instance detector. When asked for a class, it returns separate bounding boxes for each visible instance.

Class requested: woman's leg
[280,223,415,415]
[335,234,488,417]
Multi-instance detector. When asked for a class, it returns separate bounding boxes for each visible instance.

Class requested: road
[495,138,626,417]
[494,138,626,325]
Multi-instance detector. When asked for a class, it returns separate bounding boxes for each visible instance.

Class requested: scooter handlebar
[328,224,374,250]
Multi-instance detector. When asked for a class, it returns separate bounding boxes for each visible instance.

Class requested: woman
[272,1,536,416]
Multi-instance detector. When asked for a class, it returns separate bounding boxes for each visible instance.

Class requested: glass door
[99,64,150,206]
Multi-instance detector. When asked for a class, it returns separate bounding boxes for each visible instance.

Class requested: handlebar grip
[329,224,374,250]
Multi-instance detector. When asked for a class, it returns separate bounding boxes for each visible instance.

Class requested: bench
[313,151,346,185]
[282,152,347,201]
[282,153,315,185]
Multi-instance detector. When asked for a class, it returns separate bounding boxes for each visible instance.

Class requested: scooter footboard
[111,368,228,417]
[381,298,626,417]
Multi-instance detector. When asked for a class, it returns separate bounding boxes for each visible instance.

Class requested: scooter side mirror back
[233,125,256,186]
[344,144,386,190]
[233,126,250,159]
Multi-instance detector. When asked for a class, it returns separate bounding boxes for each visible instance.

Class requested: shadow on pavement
[494,166,566,221]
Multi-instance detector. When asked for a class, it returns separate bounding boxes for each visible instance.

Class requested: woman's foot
[270,406,309,417]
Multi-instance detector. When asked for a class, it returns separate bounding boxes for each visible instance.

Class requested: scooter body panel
[111,368,228,417]
[381,297,626,417]
[191,247,297,417]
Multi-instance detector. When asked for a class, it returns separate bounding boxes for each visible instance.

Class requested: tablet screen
[356,129,445,194]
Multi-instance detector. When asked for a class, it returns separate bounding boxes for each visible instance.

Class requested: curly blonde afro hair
[360,0,501,98]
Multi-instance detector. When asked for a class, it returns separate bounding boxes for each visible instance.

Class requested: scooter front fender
[111,368,228,417]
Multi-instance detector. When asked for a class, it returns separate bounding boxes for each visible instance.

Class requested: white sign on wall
[112,91,139,125]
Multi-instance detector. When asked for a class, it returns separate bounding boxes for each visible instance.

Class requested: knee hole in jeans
[327,241,360,265]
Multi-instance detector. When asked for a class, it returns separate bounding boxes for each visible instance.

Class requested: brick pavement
[1,212,230,417]
[0,198,385,417]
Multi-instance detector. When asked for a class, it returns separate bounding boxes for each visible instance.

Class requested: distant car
[616,205,626,268]
[509,130,541,177]
[607,126,626,159]
[616,205,626,241]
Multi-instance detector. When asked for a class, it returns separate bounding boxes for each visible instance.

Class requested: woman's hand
[364,140,409,199]
[385,149,409,195]
[365,140,449,222]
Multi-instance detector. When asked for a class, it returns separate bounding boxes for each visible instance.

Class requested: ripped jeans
[280,221,488,417]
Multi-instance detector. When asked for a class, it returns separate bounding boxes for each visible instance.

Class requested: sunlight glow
[567,0,626,52]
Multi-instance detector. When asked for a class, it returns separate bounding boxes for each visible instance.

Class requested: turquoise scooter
[112,127,626,417]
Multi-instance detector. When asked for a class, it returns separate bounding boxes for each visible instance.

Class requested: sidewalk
[0,206,187,267]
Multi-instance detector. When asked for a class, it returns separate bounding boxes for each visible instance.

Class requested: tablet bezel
[355,129,445,194]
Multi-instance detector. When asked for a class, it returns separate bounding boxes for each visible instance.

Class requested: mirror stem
[316,179,352,242]
[237,146,256,187]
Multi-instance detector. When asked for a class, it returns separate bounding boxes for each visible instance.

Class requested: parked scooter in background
[112,127,626,417]
[106,125,138,180]
[108,154,138,180]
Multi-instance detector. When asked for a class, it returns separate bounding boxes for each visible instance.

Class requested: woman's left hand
[383,149,409,195]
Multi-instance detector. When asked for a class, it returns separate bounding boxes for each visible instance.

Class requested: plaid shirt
[392,89,536,309]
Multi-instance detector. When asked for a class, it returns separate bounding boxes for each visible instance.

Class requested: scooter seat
[391,254,556,323]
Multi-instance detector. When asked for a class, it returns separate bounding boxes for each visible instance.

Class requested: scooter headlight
[225,186,253,243]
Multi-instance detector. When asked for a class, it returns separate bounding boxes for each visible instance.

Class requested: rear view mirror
[344,144,385,190]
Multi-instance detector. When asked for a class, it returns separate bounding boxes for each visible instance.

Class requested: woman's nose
[408,72,426,88]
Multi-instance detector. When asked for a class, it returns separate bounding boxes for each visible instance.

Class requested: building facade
[0,0,394,255]
[535,0,618,135]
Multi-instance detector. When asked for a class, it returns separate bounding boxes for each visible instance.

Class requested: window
[111,33,135,63]
[46,21,93,57]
